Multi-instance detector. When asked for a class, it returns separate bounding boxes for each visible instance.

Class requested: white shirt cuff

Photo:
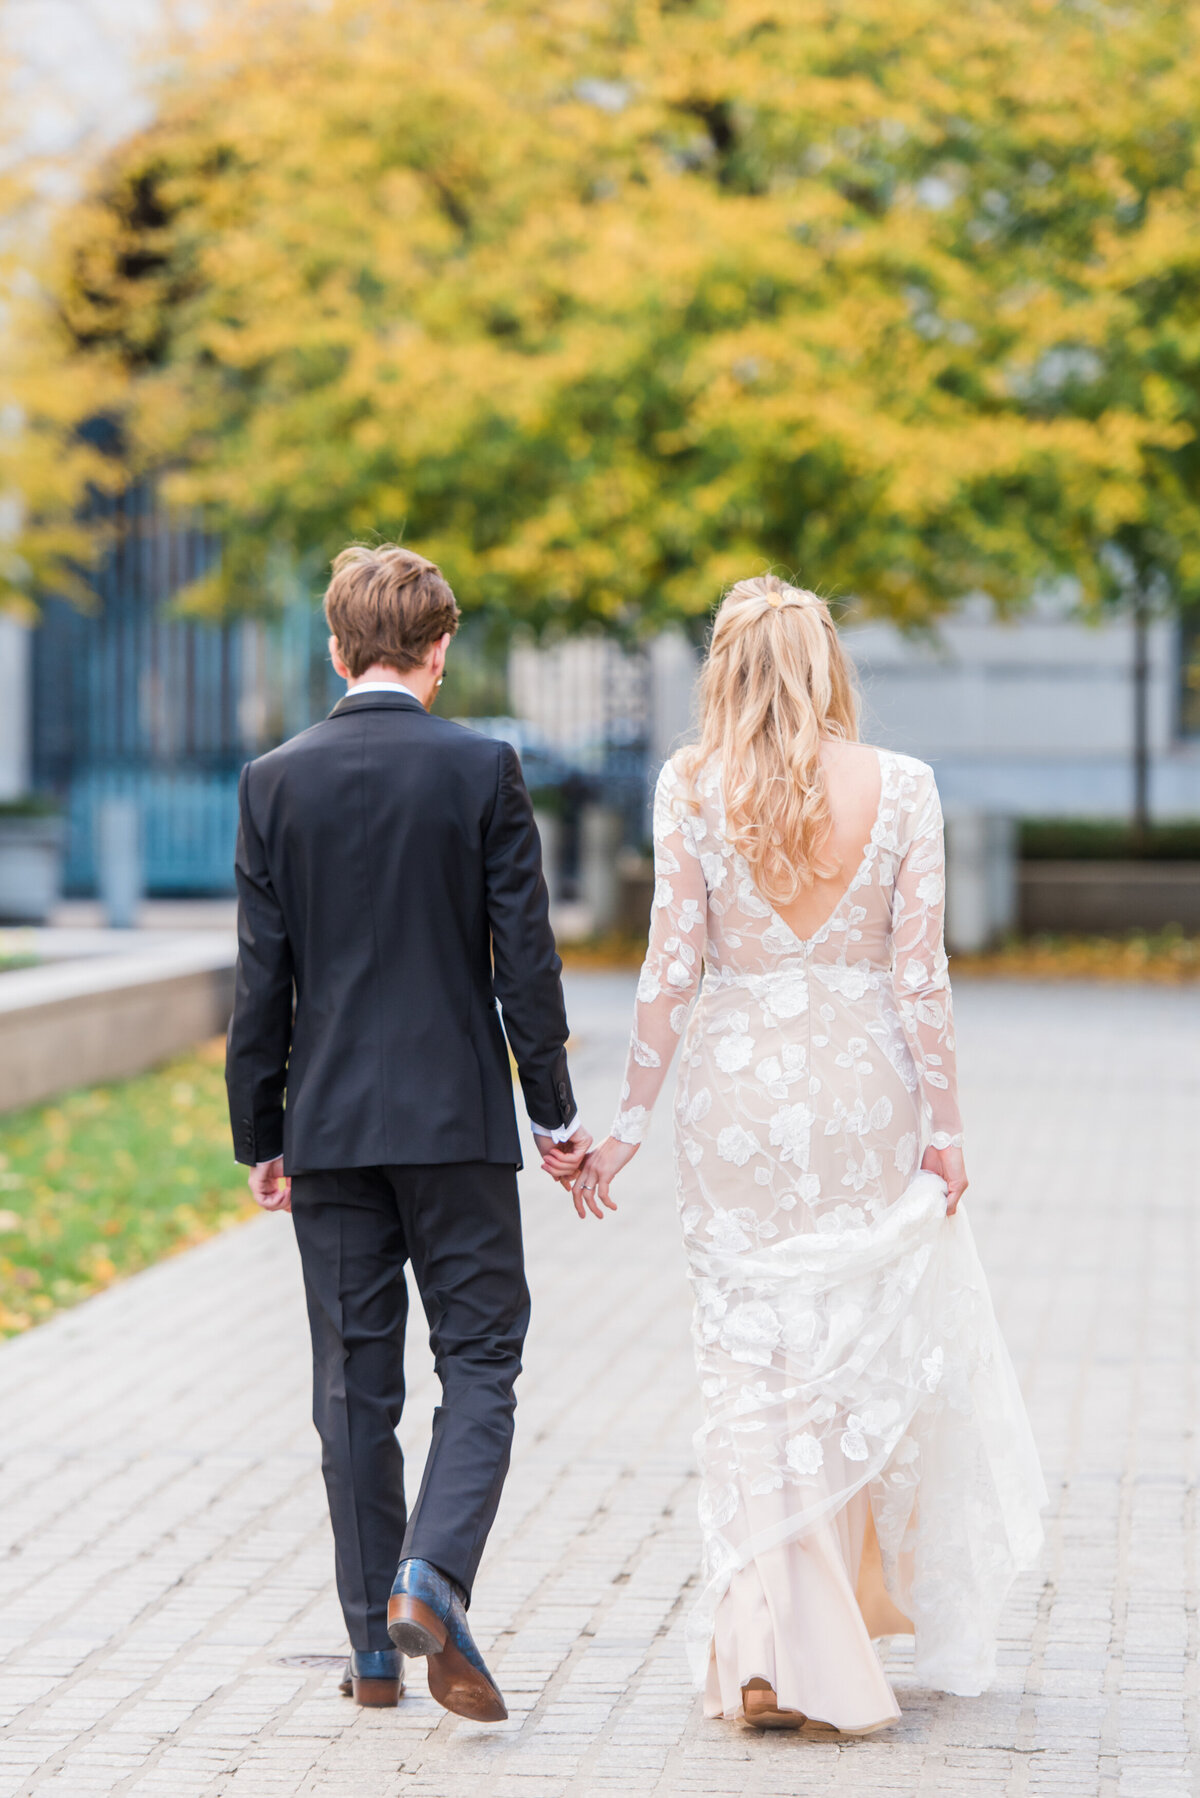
[531,1115,583,1144]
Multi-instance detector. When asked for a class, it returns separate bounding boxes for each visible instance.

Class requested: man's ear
[329,634,351,681]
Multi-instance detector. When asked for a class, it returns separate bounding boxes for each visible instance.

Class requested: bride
[571,574,1046,1733]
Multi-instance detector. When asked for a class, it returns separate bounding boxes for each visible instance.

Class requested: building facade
[843,595,1200,820]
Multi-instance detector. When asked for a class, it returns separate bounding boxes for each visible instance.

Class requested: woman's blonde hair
[678,573,860,906]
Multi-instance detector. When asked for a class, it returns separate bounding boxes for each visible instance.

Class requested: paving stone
[0,975,1197,1796]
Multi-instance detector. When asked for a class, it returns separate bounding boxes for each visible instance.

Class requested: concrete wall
[0,939,235,1114]
[843,597,1200,818]
[1018,864,1200,934]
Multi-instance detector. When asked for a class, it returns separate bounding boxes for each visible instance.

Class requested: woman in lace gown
[572,575,1046,1733]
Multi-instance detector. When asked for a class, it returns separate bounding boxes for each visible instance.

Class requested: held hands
[249,1157,292,1213]
[533,1127,593,1189]
[571,1136,639,1220]
[922,1143,968,1216]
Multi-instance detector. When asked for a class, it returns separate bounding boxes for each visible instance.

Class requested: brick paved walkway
[0,973,1196,1798]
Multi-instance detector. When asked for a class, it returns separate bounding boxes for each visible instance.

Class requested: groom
[225,544,590,1720]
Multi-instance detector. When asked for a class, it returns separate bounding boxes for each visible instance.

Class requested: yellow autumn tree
[4,0,1200,637]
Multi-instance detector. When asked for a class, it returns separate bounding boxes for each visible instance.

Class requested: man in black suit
[226,545,589,1719]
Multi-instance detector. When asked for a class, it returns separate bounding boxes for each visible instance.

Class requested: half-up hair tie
[763,580,814,610]
[725,572,815,613]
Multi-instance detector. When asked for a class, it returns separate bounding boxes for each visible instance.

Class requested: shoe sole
[347,1677,402,1707]
[387,1595,447,1659]
[387,1595,508,1723]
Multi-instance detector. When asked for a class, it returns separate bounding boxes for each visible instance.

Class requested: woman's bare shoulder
[827,740,935,784]
[820,739,887,785]
[824,739,885,767]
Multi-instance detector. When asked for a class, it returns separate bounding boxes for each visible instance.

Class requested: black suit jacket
[225,689,575,1171]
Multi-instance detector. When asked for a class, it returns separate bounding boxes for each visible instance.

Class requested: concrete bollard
[616,849,655,939]
[96,797,143,929]
[944,812,1017,955]
[532,808,562,909]
[580,804,623,934]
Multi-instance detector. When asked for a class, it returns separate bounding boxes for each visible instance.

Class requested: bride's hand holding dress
[921,1141,968,1214]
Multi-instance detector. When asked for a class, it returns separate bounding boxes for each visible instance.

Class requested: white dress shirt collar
[345,679,426,705]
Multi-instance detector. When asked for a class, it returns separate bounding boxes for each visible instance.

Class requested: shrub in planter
[0,799,65,924]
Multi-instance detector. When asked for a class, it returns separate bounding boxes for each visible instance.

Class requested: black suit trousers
[290,1163,529,1651]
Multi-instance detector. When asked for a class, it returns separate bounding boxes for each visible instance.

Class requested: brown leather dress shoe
[388,1558,507,1723]
[339,1648,404,1706]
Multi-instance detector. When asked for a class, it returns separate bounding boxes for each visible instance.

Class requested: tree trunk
[1132,592,1150,851]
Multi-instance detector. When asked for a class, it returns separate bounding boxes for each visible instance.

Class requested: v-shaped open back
[767,746,885,947]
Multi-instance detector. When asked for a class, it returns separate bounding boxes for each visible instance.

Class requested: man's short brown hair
[323,544,460,677]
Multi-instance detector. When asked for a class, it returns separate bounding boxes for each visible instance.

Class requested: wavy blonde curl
[678,573,860,906]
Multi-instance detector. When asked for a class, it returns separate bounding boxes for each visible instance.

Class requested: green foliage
[0,1039,252,1336]
[6,0,1200,630]
[0,795,61,818]
[1019,818,1200,862]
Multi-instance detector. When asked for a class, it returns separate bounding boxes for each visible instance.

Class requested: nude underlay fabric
[703,1495,915,1731]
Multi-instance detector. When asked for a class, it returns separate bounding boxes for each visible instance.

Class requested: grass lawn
[0,952,38,974]
[0,1038,254,1338]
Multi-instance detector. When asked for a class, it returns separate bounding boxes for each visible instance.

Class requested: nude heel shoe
[741,1677,806,1729]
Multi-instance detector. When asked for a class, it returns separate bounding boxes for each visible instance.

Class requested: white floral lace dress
[613,748,1046,1729]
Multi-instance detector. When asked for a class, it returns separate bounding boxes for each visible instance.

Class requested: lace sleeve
[890,767,963,1151]
[611,761,707,1144]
